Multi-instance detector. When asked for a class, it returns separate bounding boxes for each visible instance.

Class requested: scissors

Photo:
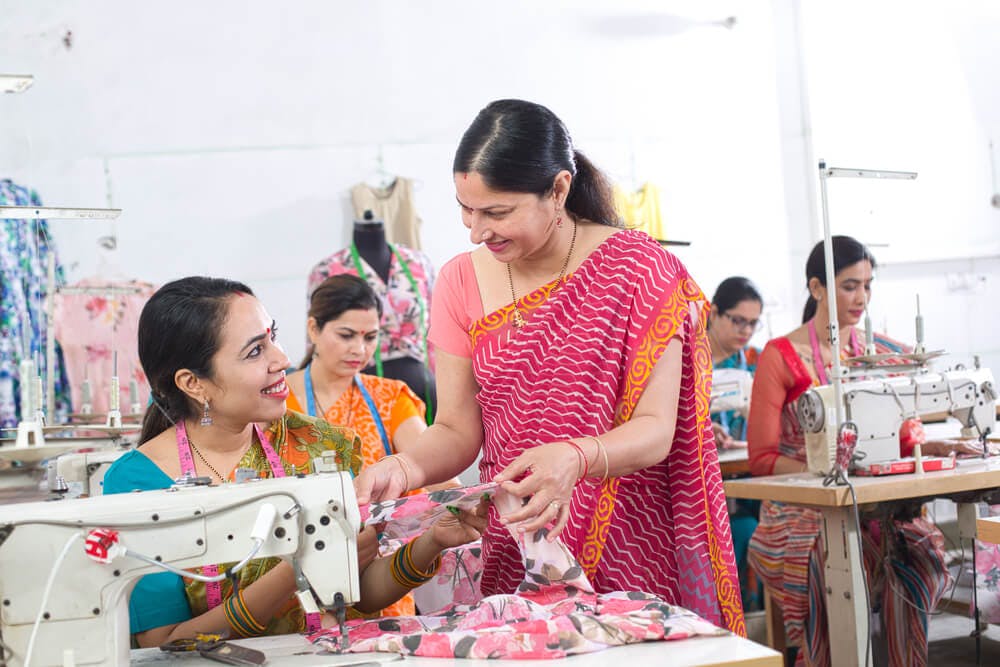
[160,634,266,665]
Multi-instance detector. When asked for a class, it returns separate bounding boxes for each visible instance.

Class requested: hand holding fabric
[429,499,490,550]
[492,440,580,540]
[354,454,411,504]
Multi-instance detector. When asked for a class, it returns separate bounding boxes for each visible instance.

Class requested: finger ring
[549,500,561,511]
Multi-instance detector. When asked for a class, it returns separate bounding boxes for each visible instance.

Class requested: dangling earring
[200,399,213,427]
[555,215,563,228]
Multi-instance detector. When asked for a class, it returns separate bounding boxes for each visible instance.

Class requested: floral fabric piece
[360,482,498,541]
[413,541,485,614]
[0,180,71,426]
[312,489,725,658]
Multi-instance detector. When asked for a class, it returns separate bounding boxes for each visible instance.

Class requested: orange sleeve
[388,382,425,437]
[747,341,796,476]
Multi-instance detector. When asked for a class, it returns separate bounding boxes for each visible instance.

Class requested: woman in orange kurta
[286,273,441,617]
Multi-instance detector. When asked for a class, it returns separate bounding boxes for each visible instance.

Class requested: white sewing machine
[47,449,130,498]
[0,472,361,667]
[710,368,753,416]
[797,367,997,475]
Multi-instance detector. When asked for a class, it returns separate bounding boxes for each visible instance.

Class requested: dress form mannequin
[353,211,392,283]
[353,211,437,421]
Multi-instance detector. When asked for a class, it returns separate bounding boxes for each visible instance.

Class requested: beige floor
[744,608,1000,666]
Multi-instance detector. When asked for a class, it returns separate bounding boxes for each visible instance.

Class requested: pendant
[512,308,526,329]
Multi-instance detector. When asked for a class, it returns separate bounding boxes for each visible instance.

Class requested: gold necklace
[188,437,230,484]
[506,219,577,328]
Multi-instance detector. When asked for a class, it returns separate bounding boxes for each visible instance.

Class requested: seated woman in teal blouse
[708,277,763,446]
[105,276,485,647]
[706,276,763,611]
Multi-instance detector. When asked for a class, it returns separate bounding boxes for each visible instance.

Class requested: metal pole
[817,160,847,436]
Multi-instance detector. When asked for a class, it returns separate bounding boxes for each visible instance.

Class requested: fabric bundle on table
[313,486,724,659]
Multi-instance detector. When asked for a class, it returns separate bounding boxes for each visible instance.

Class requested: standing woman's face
[198,295,290,426]
[454,171,567,264]
[309,308,380,380]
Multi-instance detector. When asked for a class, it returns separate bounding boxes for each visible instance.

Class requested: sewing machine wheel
[796,390,825,433]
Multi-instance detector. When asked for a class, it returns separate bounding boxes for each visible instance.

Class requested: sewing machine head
[0,472,360,667]
[46,449,129,498]
[798,367,997,476]
[710,368,753,416]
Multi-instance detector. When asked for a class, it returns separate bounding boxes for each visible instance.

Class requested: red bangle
[562,440,589,481]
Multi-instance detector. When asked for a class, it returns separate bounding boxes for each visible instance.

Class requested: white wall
[1,0,788,363]
[1,0,997,372]
[797,0,1000,371]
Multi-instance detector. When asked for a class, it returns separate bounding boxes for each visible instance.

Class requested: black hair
[138,276,253,444]
[711,276,763,315]
[802,235,877,323]
[300,274,382,368]
[453,99,622,228]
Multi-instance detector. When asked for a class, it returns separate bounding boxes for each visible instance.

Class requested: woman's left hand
[492,440,580,540]
[357,525,380,572]
[429,499,489,550]
[921,438,993,458]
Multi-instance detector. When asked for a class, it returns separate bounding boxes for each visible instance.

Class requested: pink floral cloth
[361,483,497,541]
[313,490,725,658]
[52,278,156,416]
[413,541,485,613]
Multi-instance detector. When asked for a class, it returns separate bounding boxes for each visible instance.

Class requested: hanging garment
[612,182,664,239]
[0,179,71,426]
[312,488,725,659]
[351,178,423,249]
[307,245,434,367]
[52,278,157,417]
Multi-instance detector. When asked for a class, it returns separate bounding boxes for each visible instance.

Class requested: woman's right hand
[712,422,735,450]
[354,455,410,505]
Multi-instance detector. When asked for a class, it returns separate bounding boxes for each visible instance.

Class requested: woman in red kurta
[747,236,973,667]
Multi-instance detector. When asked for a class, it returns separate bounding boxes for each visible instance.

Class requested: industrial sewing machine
[709,368,753,417]
[797,366,997,476]
[47,449,130,498]
[0,472,361,667]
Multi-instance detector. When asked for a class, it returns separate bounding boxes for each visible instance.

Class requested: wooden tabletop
[978,516,1000,546]
[724,457,1000,508]
[132,631,781,667]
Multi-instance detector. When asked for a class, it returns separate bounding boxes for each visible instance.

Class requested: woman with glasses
[746,236,977,666]
[708,276,763,449]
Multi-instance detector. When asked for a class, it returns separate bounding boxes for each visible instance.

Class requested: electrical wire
[23,531,81,667]
[122,538,264,582]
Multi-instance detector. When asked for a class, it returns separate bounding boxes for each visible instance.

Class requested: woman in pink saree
[355,99,743,635]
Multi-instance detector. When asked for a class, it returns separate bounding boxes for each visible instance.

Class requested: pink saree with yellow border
[469,230,744,635]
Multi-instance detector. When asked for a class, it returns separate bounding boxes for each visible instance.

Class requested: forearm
[399,422,481,490]
[769,454,806,475]
[355,532,443,613]
[135,561,297,648]
[571,414,673,480]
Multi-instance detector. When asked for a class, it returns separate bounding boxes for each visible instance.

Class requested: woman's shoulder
[103,448,171,494]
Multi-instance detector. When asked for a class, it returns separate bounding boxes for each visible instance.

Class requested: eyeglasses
[722,312,763,332]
